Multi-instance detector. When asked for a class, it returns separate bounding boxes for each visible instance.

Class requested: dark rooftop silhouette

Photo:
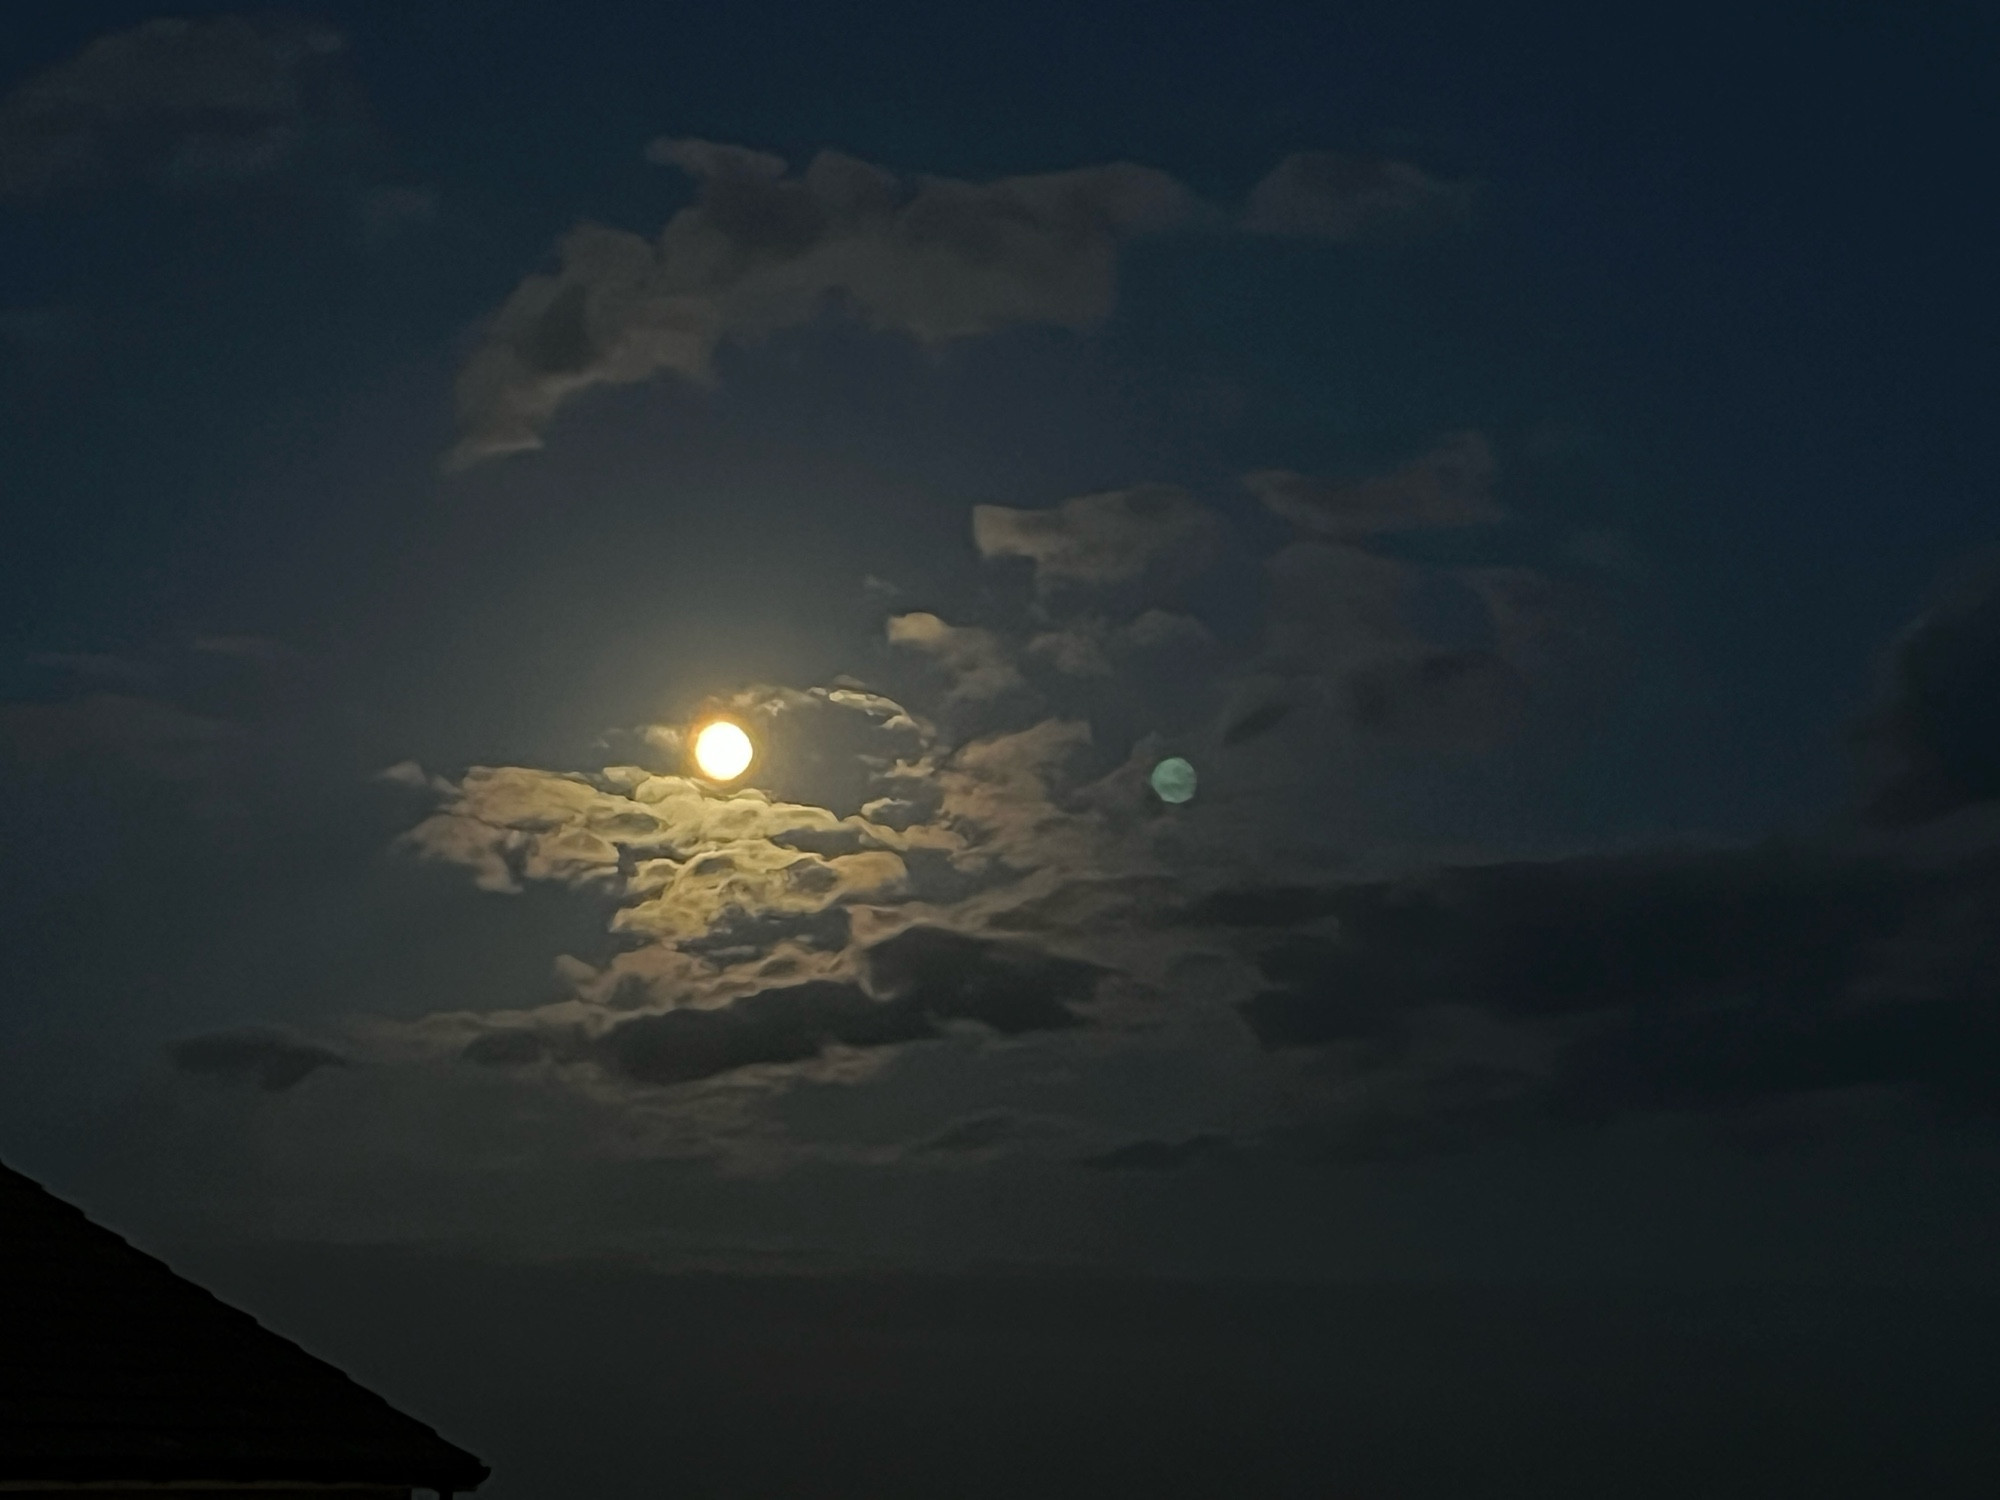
[0,1158,487,1499]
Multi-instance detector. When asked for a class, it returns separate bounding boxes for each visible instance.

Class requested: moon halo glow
[692,720,755,782]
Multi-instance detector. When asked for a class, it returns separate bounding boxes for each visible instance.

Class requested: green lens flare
[1149,757,1197,804]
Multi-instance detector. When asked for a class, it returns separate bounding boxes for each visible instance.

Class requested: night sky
[3,3,1999,1495]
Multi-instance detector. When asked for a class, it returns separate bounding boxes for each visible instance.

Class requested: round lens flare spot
[1149,756,1197,804]
[692,720,754,782]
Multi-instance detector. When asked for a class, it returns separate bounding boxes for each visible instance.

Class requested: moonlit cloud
[448,143,1194,468]
[885,612,1025,702]
[146,422,1655,1217]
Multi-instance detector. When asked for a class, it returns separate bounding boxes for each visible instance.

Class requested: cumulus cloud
[1244,151,1476,241]
[340,470,1629,1166]
[448,143,1193,467]
[177,486,2000,1212]
[1245,433,1503,537]
[972,485,1219,592]
[886,613,1024,702]
[0,14,364,198]
[191,468,1672,1193]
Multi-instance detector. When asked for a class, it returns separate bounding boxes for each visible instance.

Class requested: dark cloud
[599,979,924,1087]
[1455,566,1616,686]
[1026,611,1217,681]
[172,1028,347,1091]
[972,485,1220,592]
[1219,699,1295,746]
[1179,885,1345,928]
[0,692,233,781]
[1340,647,1529,747]
[1549,995,2000,1125]
[592,926,1103,1089]
[981,874,1180,937]
[1240,496,1611,749]
[1085,1133,1231,1171]
[1854,561,2000,825]
[1209,835,2000,1141]
[0,15,366,198]
[460,1028,549,1068]
[865,925,1104,1034]
[1229,846,1925,1029]
[1262,542,1420,665]
[767,825,887,858]
[1245,433,1503,537]
[679,903,853,960]
[450,145,1192,467]
[1244,151,1476,241]
[915,1111,1021,1155]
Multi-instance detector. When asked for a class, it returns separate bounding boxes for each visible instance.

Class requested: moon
[692,719,754,781]
[1149,756,1197,804]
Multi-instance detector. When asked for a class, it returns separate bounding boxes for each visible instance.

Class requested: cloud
[199,472,1654,1192]
[913,1110,1022,1155]
[1024,611,1216,680]
[886,613,1024,702]
[972,486,1219,591]
[1263,542,1423,665]
[1028,627,1114,677]
[1085,1133,1231,1171]
[1854,560,2000,825]
[1237,471,1610,750]
[1219,699,1294,746]
[0,15,364,198]
[461,1028,549,1068]
[0,692,233,780]
[172,1028,347,1091]
[1339,649,1529,748]
[448,144,1193,468]
[1245,433,1503,537]
[1204,831,2000,1148]
[865,924,1104,1031]
[926,718,1100,867]
[598,979,926,1088]
[524,925,1109,1092]
[1244,151,1476,241]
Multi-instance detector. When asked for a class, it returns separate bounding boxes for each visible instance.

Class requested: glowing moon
[1149,756,1197,804]
[692,720,754,781]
